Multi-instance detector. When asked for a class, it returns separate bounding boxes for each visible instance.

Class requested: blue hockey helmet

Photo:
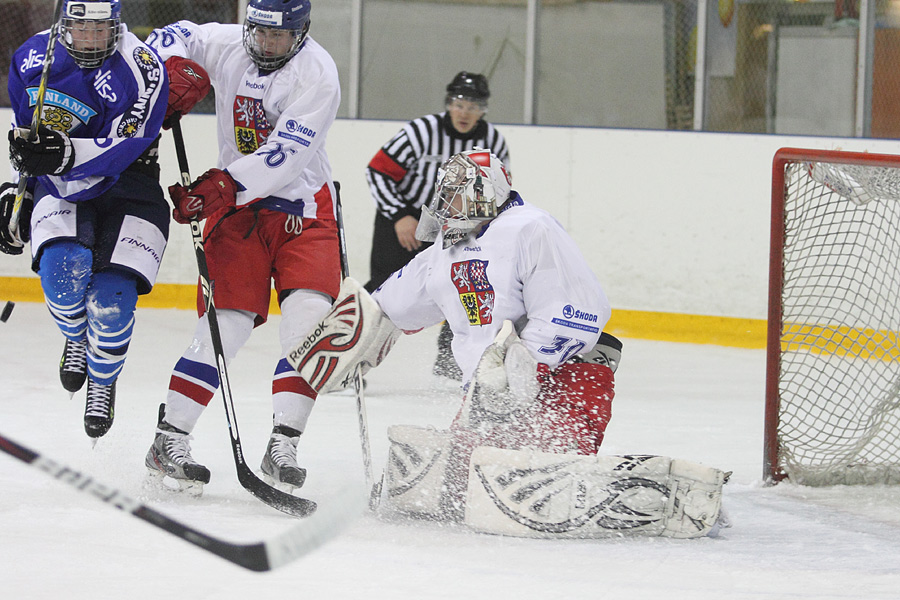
[243,0,311,71]
[59,0,121,69]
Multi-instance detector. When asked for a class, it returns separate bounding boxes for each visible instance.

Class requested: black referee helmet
[446,72,490,105]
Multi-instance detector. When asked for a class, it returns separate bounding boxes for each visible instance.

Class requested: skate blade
[145,469,205,497]
[261,472,301,496]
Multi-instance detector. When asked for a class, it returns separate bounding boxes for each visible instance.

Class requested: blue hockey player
[0,0,177,439]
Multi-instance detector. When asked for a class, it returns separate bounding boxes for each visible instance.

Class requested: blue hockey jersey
[7,26,168,201]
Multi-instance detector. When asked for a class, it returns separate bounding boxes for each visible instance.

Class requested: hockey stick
[333,183,382,510]
[170,120,315,518]
[0,432,364,571]
[7,0,65,247]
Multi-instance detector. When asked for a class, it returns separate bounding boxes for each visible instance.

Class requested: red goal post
[766,148,900,485]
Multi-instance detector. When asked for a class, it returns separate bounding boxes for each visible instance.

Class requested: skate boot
[59,338,88,395]
[260,425,306,492]
[83,378,116,438]
[145,404,210,495]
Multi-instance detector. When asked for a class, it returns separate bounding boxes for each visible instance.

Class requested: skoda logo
[563,304,575,318]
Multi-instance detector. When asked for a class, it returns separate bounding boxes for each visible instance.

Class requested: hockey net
[766,148,900,485]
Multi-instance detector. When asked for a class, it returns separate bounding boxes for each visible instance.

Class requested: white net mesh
[776,156,900,485]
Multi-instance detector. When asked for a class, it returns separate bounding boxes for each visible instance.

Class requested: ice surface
[2,302,899,598]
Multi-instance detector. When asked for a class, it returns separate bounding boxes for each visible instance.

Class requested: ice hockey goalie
[289,277,728,539]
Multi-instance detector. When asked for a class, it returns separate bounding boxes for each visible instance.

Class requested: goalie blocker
[385,423,728,539]
[287,277,400,393]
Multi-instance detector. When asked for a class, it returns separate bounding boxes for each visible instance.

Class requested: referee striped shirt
[366,112,510,220]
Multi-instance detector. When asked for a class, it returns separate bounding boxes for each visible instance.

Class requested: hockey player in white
[291,149,728,538]
[142,0,342,494]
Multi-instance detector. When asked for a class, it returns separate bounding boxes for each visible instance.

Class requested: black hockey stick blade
[0,432,366,571]
[234,458,317,518]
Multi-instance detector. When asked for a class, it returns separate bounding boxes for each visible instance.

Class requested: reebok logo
[183,66,203,80]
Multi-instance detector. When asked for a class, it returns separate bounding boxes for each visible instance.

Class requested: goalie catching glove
[169,168,239,224]
[287,277,401,393]
[0,182,33,255]
[163,56,211,128]
[8,126,75,177]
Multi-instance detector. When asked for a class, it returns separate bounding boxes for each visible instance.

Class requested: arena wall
[2,109,897,346]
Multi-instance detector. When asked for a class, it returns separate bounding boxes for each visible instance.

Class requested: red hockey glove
[163,56,211,129]
[169,168,238,224]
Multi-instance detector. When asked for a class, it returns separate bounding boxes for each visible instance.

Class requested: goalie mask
[417,149,512,249]
[60,0,121,69]
[243,0,311,71]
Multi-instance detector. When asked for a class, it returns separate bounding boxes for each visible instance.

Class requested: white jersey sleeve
[145,20,233,68]
[371,255,446,333]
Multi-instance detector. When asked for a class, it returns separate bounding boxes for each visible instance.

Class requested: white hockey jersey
[372,194,611,383]
[146,21,340,219]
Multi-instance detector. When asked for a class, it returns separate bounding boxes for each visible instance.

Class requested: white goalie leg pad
[287,277,401,393]
[464,448,726,539]
[384,424,453,517]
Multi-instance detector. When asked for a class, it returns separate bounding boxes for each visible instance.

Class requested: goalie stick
[170,120,315,518]
[333,183,383,510]
[7,0,64,246]
[0,432,365,571]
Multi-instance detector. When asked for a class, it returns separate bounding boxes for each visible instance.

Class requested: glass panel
[538,0,667,128]
[360,0,526,124]
[309,0,355,118]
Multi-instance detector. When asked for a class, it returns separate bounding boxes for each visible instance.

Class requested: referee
[363,72,510,380]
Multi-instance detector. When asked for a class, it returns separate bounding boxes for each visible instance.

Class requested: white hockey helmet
[417,149,512,249]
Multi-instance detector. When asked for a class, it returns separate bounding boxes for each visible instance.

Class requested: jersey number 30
[538,336,585,362]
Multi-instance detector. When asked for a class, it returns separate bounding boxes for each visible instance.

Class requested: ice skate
[260,425,306,492]
[83,379,115,438]
[145,404,210,495]
[59,338,88,396]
